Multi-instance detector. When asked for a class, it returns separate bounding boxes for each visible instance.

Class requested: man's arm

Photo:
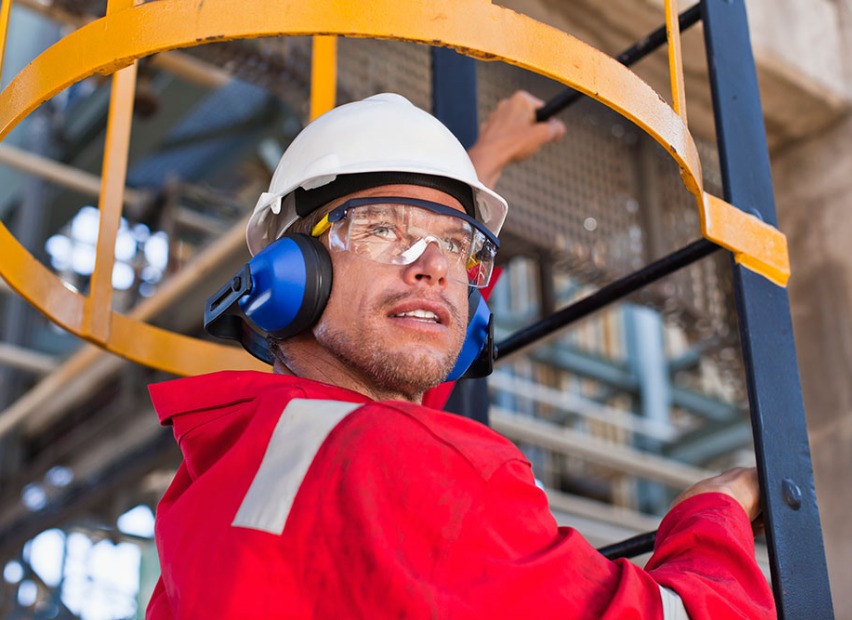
[673,466,762,522]
[442,458,776,619]
[467,90,567,189]
[642,467,774,618]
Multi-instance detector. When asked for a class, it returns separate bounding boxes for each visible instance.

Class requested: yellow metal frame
[665,0,688,124]
[84,0,137,343]
[310,35,338,120]
[0,0,12,84]
[0,0,790,376]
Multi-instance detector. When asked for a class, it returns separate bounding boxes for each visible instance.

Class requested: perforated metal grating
[337,38,433,111]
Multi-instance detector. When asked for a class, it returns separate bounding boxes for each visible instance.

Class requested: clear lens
[327,202,496,288]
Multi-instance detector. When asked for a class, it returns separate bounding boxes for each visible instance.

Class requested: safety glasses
[311,197,499,288]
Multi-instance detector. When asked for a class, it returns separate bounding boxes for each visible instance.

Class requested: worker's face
[312,184,470,399]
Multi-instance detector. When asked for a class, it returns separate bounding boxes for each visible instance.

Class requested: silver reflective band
[319,197,498,288]
[232,399,362,534]
[659,586,691,620]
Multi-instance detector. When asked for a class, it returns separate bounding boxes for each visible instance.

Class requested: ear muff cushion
[239,234,333,339]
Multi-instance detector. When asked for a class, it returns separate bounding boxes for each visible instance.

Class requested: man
[147,93,775,618]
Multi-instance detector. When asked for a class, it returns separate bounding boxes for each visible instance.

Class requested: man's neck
[272,338,423,403]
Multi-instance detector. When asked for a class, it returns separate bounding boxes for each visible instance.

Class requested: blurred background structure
[0,0,849,618]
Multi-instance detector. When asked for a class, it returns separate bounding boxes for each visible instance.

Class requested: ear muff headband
[204,234,493,379]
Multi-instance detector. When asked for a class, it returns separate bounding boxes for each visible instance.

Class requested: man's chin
[314,320,463,397]
[371,347,459,393]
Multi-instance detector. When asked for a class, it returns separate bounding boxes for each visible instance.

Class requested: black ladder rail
[495,239,718,361]
[536,3,703,122]
[597,530,657,561]
[702,0,834,615]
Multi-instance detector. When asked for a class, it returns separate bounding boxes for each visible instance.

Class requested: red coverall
[147,370,775,619]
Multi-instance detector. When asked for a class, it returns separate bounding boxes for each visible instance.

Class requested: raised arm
[468,90,567,189]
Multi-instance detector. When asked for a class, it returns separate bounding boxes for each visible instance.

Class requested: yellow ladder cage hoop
[0,0,790,376]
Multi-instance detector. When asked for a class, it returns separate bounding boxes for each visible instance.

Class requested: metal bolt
[233,275,242,290]
[782,478,802,510]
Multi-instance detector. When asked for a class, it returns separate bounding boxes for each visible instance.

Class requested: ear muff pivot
[204,234,494,381]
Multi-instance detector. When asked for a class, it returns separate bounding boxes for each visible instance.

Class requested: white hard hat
[246,93,509,256]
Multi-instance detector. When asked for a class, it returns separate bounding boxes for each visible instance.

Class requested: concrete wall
[751,0,852,613]
[773,113,852,619]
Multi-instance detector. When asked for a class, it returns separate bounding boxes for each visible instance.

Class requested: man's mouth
[389,309,441,323]
[385,294,456,329]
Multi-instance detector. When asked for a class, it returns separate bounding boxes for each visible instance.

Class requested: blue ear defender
[238,235,332,338]
[446,288,495,381]
[204,234,333,364]
[204,235,494,380]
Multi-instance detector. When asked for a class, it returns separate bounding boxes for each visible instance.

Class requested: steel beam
[514,338,741,423]
[431,47,478,149]
[0,143,149,208]
[0,426,174,561]
[702,0,833,616]
[491,407,714,489]
[663,418,753,465]
[0,343,59,376]
[431,47,491,425]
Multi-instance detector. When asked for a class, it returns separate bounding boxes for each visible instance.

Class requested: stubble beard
[313,295,466,400]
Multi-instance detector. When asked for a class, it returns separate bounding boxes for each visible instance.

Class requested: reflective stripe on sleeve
[232,398,362,534]
[659,586,690,620]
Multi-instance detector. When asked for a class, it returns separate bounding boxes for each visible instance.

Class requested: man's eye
[443,236,468,254]
[369,224,397,239]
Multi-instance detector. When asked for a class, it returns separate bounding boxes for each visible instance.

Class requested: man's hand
[468,90,567,189]
[673,467,762,523]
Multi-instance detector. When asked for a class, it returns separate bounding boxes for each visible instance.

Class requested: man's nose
[402,239,449,286]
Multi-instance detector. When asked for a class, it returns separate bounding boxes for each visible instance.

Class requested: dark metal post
[431,48,478,149]
[431,47,490,426]
[702,0,834,616]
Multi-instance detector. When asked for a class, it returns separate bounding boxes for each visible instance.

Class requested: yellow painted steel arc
[0,0,790,376]
[0,220,263,374]
[0,0,706,193]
